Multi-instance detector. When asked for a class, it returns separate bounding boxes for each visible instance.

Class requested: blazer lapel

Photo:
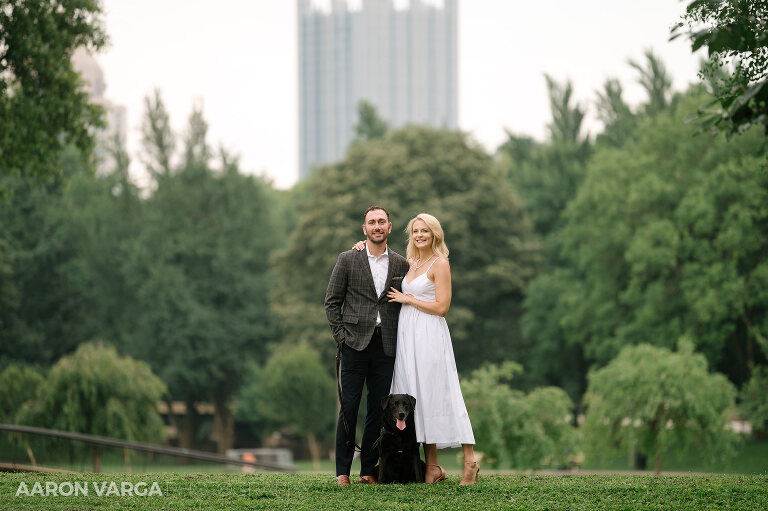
[356,248,378,298]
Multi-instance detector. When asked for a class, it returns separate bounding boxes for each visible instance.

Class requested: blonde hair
[405,213,449,262]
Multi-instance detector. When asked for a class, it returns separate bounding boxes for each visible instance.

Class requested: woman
[355,213,479,484]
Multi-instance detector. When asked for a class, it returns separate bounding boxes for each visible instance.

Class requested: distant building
[72,48,127,168]
[297,0,458,180]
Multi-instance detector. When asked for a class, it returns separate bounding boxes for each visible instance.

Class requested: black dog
[374,394,426,484]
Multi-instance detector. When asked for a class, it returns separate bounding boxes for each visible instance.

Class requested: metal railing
[0,424,294,472]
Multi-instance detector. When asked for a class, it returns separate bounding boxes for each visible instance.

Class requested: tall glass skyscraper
[298,0,458,180]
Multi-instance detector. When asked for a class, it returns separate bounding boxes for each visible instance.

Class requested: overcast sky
[98,0,702,189]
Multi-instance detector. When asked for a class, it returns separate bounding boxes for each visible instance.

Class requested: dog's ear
[407,394,416,410]
[381,394,392,411]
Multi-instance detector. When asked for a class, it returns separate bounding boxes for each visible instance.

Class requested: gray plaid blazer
[325,247,409,357]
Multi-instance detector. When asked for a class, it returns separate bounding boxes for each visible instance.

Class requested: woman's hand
[387,287,413,305]
[351,240,365,251]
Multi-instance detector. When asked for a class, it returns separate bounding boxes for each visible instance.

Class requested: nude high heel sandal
[425,464,446,483]
[459,461,479,485]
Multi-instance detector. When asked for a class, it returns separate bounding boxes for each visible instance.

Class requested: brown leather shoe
[337,475,351,487]
[357,475,378,484]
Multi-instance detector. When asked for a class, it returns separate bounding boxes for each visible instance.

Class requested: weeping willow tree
[17,342,167,472]
[583,341,739,474]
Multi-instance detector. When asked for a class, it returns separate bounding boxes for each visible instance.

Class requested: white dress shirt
[366,242,389,325]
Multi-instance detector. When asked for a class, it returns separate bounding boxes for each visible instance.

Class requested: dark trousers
[336,328,395,477]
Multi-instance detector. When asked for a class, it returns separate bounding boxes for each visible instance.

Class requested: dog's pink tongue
[396,419,406,431]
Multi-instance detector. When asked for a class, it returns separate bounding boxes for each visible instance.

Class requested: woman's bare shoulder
[433,257,450,270]
[428,257,450,281]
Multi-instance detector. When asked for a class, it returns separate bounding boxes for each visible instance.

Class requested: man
[325,206,410,486]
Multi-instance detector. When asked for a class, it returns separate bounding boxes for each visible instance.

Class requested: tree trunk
[306,429,321,471]
[212,393,235,455]
[93,446,102,473]
[25,444,37,466]
[651,411,663,475]
[179,398,198,454]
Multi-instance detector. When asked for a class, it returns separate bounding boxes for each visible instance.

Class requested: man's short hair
[364,205,390,222]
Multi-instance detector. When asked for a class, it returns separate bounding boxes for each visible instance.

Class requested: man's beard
[366,230,388,244]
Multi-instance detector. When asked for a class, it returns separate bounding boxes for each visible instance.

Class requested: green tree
[460,363,512,466]
[0,146,96,367]
[140,88,175,176]
[273,125,541,371]
[51,137,144,349]
[353,100,389,141]
[17,342,167,472]
[628,49,674,116]
[521,268,587,399]
[233,361,273,441]
[0,237,20,365]
[461,362,577,469]
[521,88,768,400]
[0,364,44,462]
[519,53,760,404]
[0,0,107,191]
[502,76,591,240]
[672,0,768,142]
[594,78,635,148]
[122,99,284,453]
[559,90,767,378]
[501,77,594,394]
[583,341,739,474]
[740,365,768,435]
[498,132,539,164]
[0,133,142,369]
[545,74,586,144]
[255,344,335,469]
[0,365,43,423]
[182,103,212,169]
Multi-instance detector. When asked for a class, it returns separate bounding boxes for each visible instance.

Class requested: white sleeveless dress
[390,258,475,448]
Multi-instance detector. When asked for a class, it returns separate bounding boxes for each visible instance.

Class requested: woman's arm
[386,258,452,317]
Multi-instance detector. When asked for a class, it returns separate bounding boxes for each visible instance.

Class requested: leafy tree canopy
[461,362,578,469]
[17,342,167,442]
[673,0,768,142]
[140,88,175,176]
[114,97,288,453]
[526,89,768,387]
[0,0,107,191]
[502,76,590,241]
[0,365,43,423]
[255,344,335,468]
[0,146,103,367]
[594,78,635,148]
[739,365,768,434]
[583,340,739,473]
[123,101,283,408]
[354,99,389,141]
[628,49,674,116]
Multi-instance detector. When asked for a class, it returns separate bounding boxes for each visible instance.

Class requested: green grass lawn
[297,440,768,475]
[0,473,766,510]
